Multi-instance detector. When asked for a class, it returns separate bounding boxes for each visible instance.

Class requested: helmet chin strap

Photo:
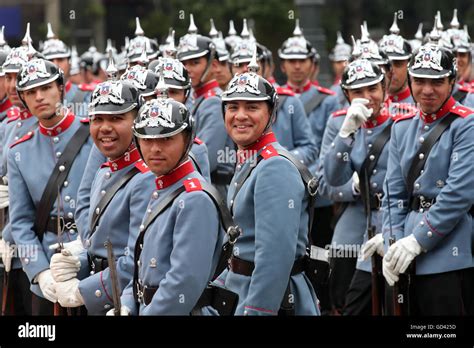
[198,45,216,86]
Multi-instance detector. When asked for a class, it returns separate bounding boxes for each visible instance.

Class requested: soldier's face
[281,58,312,84]
[21,81,62,118]
[5,72,22,106]
[331,61,347,78]
[231,62,248,75]
[455,52,470,80]
[0,76,5,99]
[138,133,187,176]
[224,100,270,148]
[347,83,385,117]
[182,57,209,88]
[410,77,453,114]
[389,60,409,95]
[90,111,136,160]
[51,58,70,78]
[167,88,187,104]
[213,60,232,88]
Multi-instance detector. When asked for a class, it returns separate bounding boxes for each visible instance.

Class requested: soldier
[329,31,351,105]
[109,78,225,315]
[214,53,319,316]
[126,18,159,69]
[177,15,234,191]
[79,45,104,88]
[0,28,12,121]
[8,58,93,314]
[208,20,233,92]
[42,23,93,118]
[324,58,408,315]
[382,44,474,315]
[48,79,156,315]
[378,13,414,106]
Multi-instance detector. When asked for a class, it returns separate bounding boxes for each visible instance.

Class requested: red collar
[0,97,12,113]
[333,77,341,86]
[311,80,320,87]
[267,77,277,85]
[101,145,141,172]
[388,86,411,103]
[155,160,195,190]
[362,107,390,128]
[237,132,277,164]
[420,97,456,124]
[194,80,219,98]
[19,108,33,120]
[65,80,72,93]
[39,112,75,136]
[286,80,312,94]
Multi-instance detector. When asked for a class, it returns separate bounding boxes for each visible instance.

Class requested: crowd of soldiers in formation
[0,7,473,316]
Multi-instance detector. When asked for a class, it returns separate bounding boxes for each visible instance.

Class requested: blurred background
[1,0,473,86]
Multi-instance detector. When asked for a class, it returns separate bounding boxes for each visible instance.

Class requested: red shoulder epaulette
[6,107,20,122]
[276,87,295,96]
[80,117,90,124]
[203,89,217,99]
[135,159,150,173]
[394,112,416,123]
[0,99,12,113]
[451,104,473,118]
[78,83,95,92]
[331,109,347,118]
[391,103,418,121]
[316,85,336,96]
[193,137,203,145]
[458,84,471,93]
[261,144,279,160]
[10,131,34,148]
[183,178,202,192]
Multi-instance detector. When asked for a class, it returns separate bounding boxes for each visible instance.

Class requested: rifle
[105,238,121,316]
[362,168,383,316]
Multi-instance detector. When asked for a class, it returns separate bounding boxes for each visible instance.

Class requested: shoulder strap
[34,123,90,242]
[188,152,202,175]
[407,113,459,199]
[304,93,328,115]
[452,89,468,103]
[358,122,393,213]
[89,166,141,234]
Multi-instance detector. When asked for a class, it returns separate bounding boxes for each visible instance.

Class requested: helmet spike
[351,35,361,57]
[228,20,237,36]
[336,31,345,45]
[247,45,259,74]
[363,21,370,38]
[135,17,145,36]
[209,18,218,38]
[106,50,118,80]
[155,65,169,99]
[0,26,6,47]
[106,39,114,54]
[188,14,198,34]
[46,22,56,40]
[293,19,303,36]
[22,22,32,46]
[249,27,256,42]
[164,30,177,58]
[450,9,460,29]
[415,23,423,40]
[241,18,249,38]
[360,24,370,43]
[137,46,149,66]
[389,12,400,35]
[436,11,444,31]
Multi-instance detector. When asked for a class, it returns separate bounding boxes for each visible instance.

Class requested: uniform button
[104,304,111,310]
[372,182,377,189]
[101,190,106,196]
[243,310,248,316]
[64,195,71,202]
[338,192,343,198]
[424,125,430,131]
[230,199,234,205]
[331,142,335,148]
[137,260,141,267]
[369,155,375,161]
[294,150,299,155]
[418,153,424,160]
[24,258,29,264]
[17,122,22,128]
[419,208,424,213]
[63,181,69,187]
[67,212,74,218]
[420,170,424,175]
[152,191,159,199]
[372,169,377,175]
[147,208,152,214]
[53,137,59,143]
[419,137,424,144]
[420,221,424,226]
[139,224,145,232]
[234,182,238,187]
[436,180,444,188]
[105,172,111,179]
[56,152,62,158]
[69,229,75,234]
[95,207,100,214]
[14,136,19,141]
[149,258,157,268]
[427,231,433,238]
[367,130,372,135]
[368,143,373,148]
[336,152,342,159]
[95,290,102,298]
[90,270,95,275]
[85,239,91,247]
[236,165,242,170]
[59,165,66,172]
[414,183,420,190]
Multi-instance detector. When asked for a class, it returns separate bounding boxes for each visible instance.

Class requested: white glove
[49,237,85,257]
[106,305,131,316]
[37,269,58,303]
[0,184,9,209]
[56,278,84,307]
[339,98,373,138]
[361,233,384,260]
[382,256,399,286]
[0,238,14,272]
[352,171,360,195]
[384,234,423,275]
[50,249,81,282]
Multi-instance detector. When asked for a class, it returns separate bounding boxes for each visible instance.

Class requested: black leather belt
[229,256,306,277]
[88,255,109,273]
[369,193,383,211]
[210,170,233,186]
[46,217,77,234]
[136,283,158,306]
[410,196,436,211]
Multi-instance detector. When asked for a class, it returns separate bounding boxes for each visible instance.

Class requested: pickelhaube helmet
[0,26,11,53]
[329,32,351,62]
[126,17,159,63]
[133,67,194,145]
[357,24,389,65]
[16,58,64,92]
[89,80,139,116]
[409,23,424,52]
[42,23,71,60]
[213,32,230,62]
[0,50,8,77]
[225,20,242,50]
[148,57,191,91]
[177,14,216,62]
[80,44,104,74]
[278,19,316,60]
[341,58,385,90]
[428,13,454,50]
[69,46,80,76]
[120,65,159,98]
[2,46,30,74]
[159,28,177,59]
[379,13,412,61]
[230,39,259,65]
[408,43,456,79]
